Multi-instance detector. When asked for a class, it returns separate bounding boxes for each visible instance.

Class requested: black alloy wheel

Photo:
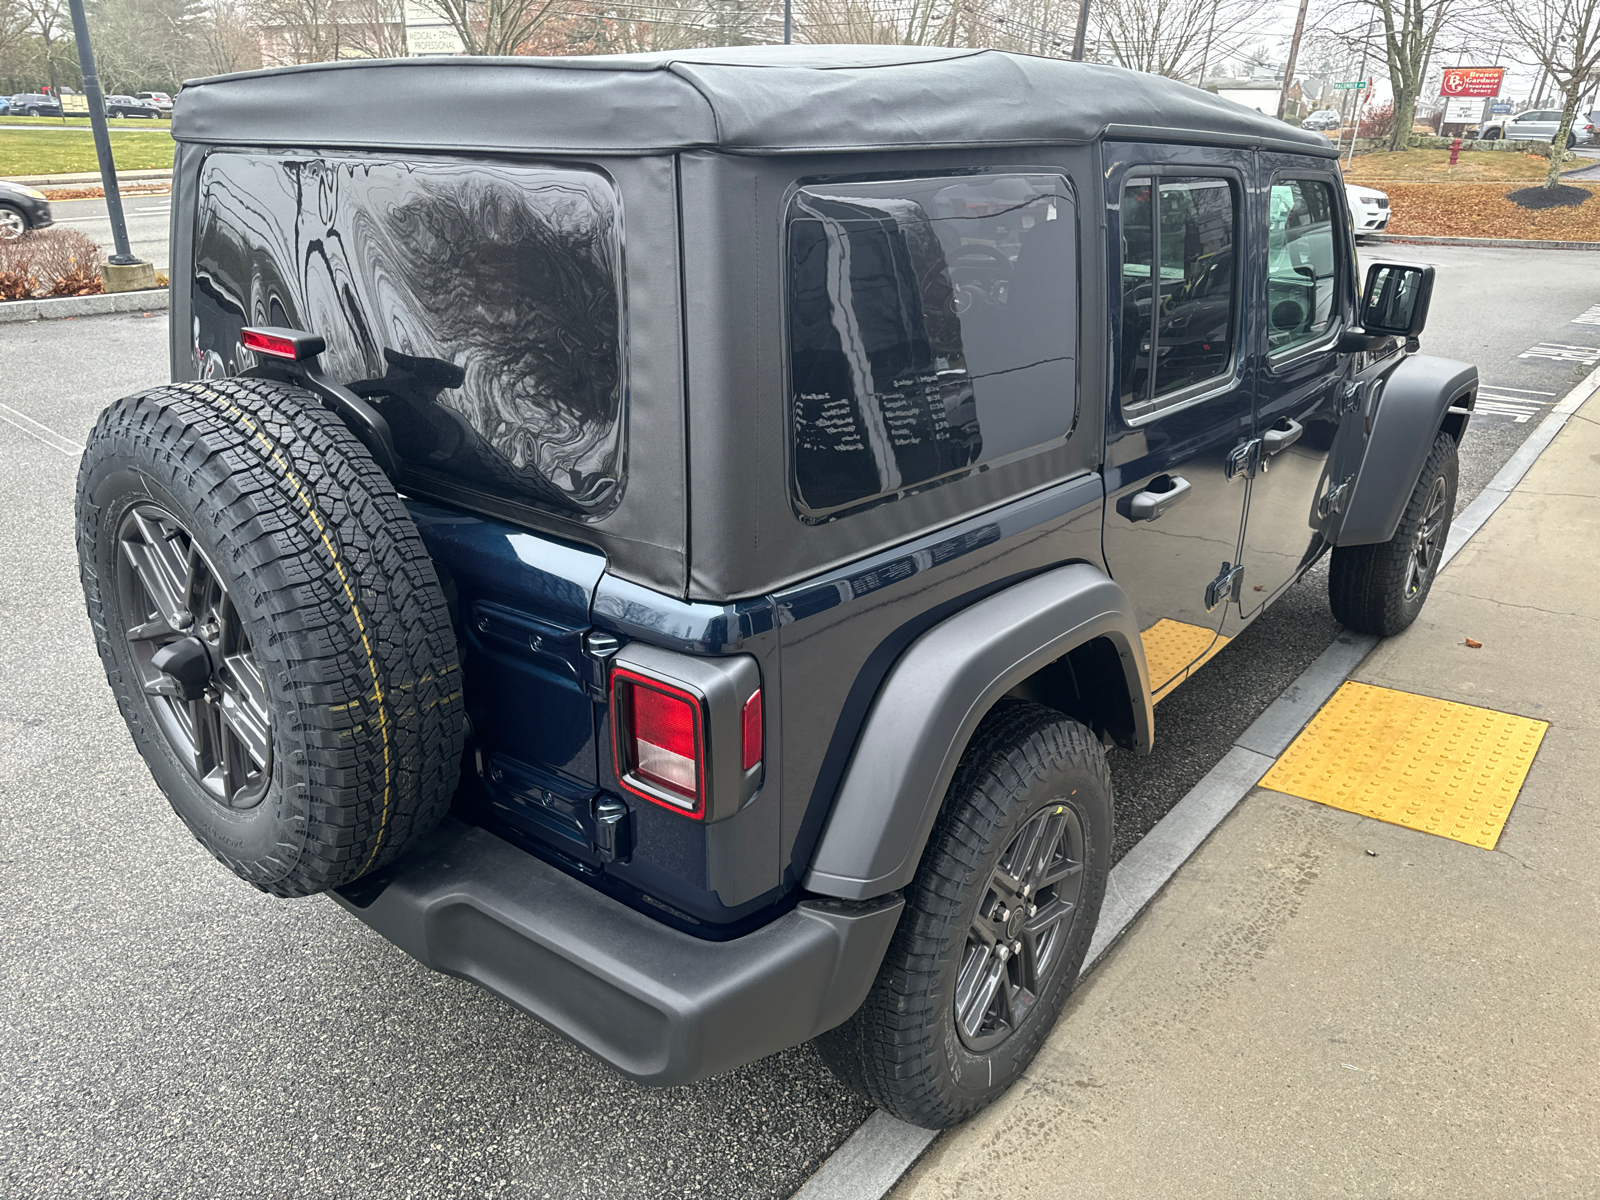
[1402,474,1448,605]
[814,701,1113,1128]
[115,502,273,810]
[955,802,1086,1052]
[1329,431,1459,636]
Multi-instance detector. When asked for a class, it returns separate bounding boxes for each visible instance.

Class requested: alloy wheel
[0,207,25,240]
[1404,475,1448,601]
[954,801,1086,1052]
[115,503,273,808]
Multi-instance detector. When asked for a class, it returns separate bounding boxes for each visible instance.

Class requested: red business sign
[1441,67,1505,97]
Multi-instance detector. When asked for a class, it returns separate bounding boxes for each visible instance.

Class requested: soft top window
[192,152,625,518]
[786,173,1078,519]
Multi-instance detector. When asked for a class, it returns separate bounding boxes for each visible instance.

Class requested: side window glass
[1119,175,1237,413]
[787,173,1078,518]
[1267,179,1339,355]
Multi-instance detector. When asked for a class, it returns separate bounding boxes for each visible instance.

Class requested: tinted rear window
[192,152,625,517]
[786,173,1078,519]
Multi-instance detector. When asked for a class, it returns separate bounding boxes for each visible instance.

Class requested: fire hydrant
[1449,137,1463,166]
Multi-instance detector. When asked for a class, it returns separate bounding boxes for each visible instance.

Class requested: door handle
[1128,475,1191,522]
[1263,417,1303,455]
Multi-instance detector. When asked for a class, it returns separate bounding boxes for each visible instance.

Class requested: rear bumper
[333,821,903,1085]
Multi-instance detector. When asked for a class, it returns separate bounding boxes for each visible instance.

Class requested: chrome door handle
[1263,417,1303,454]
[1128,475,1191,522]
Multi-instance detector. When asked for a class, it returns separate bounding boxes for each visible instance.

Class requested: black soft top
[175,44,1337,158]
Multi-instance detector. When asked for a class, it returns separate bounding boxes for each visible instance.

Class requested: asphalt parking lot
[3,244,1597,1199]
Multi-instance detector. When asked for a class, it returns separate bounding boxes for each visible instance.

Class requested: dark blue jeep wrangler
[74,46,1474,1128]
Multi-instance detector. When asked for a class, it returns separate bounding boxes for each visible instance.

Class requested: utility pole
[784,0,791,43]
[1070,0,1090,61]
[67,0,154,290]
[1347,8,1375,172]
[1276,0,1311,120]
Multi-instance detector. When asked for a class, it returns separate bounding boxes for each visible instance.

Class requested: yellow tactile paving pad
[1260,681,1547,849]
[1142,619,1230,703]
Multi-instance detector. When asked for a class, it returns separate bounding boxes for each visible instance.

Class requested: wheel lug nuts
[1011,940,1022,955]
[998,907,1011,922]
[996,945,1010,962]
[1028,904,1037,917]
[171,610,193,630]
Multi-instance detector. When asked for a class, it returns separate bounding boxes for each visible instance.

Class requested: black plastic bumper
[332,821,903,1085]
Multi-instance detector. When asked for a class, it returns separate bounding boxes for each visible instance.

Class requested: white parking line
[1519,342,1600,364]
[1572,304,1600,325]
[1475,391,1553,423]
[0,401,82,455]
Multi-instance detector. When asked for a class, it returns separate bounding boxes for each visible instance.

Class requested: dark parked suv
[75,46,1474,1129]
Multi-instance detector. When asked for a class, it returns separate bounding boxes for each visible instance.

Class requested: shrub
[0,227,105,300]
[1357,100,1395,140]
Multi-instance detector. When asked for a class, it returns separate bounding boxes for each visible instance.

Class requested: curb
[1373,233,1600,250]
[789,360,1600,1200]
[0,288,168,323]
[0,168,172,188]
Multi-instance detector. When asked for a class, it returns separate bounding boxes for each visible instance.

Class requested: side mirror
[1360,261,1435,339]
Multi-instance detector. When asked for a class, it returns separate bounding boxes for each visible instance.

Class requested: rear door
[1230,161,1355,623]
[1101,146,1253,699]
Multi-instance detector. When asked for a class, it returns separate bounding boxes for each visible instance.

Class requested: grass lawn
[0,114,169,129]
[1345,148,1573,183]
[0,127,174,175]
[1386,182,1600,240]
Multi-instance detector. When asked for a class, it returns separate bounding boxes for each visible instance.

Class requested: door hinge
[583,630,622,701]
[1339,380,1364,415]
[1226,438,1261,481]
[1319,478,1352,519]
[1205,562,1244,611]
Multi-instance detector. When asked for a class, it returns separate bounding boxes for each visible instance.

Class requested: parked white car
[1347,183,1390,238]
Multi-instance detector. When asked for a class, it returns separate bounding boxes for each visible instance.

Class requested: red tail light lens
[240,329,302,359]
[741,689,763,771]
[612,669,704,815]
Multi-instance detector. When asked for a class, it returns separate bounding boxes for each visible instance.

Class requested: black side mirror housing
[1360,261,1435,339]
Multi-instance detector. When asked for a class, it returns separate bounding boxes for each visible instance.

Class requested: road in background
[44,192,170,270]
[0,246,1596,1199]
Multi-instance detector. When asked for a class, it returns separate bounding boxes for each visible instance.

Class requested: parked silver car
[1482,109,1596,146]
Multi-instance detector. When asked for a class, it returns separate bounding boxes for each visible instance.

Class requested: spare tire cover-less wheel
[76,377,465,897]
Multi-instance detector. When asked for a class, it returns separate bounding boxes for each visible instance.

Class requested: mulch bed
[1506,184,1591,209]
[1385,182,1600,241]
[40,184,170,201]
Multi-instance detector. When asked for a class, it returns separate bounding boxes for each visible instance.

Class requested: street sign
[1491,101,1513,114]
[1333,81,1368,90]
[1441,66,1505,97]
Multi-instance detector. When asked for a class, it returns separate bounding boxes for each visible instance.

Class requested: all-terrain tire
[814,701,1113,1129]
[1329,431,1458,637]
[76,377,465,897]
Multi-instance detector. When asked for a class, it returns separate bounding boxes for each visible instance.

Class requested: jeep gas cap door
[1101,153,1252,702]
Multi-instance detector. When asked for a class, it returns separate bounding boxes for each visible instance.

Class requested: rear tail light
[741,690,763,771]
[240,326,327,361]
[612,668,705,815]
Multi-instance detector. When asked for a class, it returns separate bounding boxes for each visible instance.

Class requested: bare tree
[1094,0,1273,79]
[795,0,954,45]
[0,0,34,68]
[1496,0,1600,186]
[409,0,563,54]
[17,0,71,96]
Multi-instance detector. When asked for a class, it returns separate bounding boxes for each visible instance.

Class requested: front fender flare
[802,564,1152,901]
[1334,354,1477,547]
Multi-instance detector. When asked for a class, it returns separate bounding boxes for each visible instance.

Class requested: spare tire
[75,377,464,897]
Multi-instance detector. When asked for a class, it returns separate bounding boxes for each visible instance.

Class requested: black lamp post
[67,0,148,277]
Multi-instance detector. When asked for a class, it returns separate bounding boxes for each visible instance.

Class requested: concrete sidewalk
[893,398,1600,1198]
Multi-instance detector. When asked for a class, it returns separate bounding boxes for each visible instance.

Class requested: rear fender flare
[802,564,1152,901]
[1334,354,1478,547]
